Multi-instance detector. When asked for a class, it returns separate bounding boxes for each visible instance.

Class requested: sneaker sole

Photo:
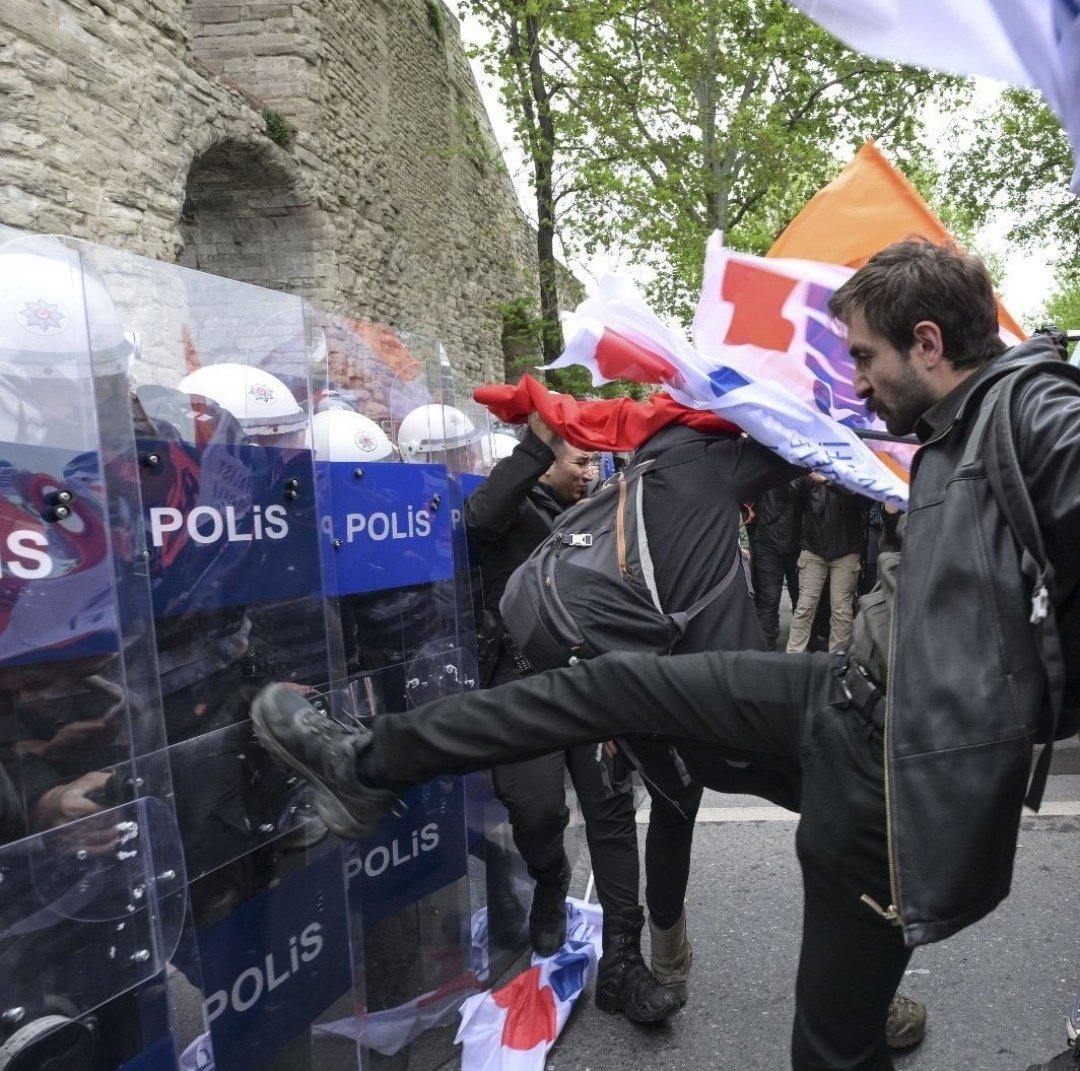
[885,1030,925,1050]
[250,698,378,841]
[595,991,678,1023]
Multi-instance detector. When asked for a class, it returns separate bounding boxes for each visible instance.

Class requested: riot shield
[427,354,543,981]
[311,318,484,1066]
[0,232,186,1068]
[80,244,362,1071]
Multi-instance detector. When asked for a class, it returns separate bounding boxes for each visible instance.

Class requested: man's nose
[853,367,871,398]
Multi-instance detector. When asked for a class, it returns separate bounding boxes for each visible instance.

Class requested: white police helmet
[396,403,479,460]
[178,363,307,438]
[0,236,134,379]
[480,431,520,467]
[312,409,396,462]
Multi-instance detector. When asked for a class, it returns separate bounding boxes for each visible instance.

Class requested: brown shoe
[886,992,926,1049]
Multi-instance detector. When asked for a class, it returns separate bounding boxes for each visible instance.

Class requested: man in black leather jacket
[253,241,1080,1070]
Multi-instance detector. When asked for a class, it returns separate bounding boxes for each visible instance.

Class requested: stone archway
[178,138,332,298]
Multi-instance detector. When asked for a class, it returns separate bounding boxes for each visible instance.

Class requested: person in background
[786,473,871,653]
[749,481,801,650]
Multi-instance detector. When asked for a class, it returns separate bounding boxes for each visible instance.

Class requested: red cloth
[474,374,741,452]
[593,328,678,383]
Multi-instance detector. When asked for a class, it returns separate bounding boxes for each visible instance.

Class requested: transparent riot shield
[311,318,482,1067]
[80,244,362,1071]
[0,232,186,1068]
[427,354,545,983]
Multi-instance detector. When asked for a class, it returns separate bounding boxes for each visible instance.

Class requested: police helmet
[312,409,397,462]
[479,431,520,467]
[396,403,479,460]
[178,363,307,438]
[0,236,135,380]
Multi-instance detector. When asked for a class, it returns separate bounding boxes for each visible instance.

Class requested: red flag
[474,375,740,452]
[592,328,678,384]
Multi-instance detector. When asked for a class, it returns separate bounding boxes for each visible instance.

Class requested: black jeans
[370,650,908,1071]
[619,736,703,929]
[490,745,640,920]
[487,651,640,921]
[752,545,800,649]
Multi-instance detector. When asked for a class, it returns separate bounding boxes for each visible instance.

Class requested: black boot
[595,907,678,1023]
[528,856,571,956]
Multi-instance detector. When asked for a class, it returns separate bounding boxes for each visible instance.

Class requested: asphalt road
[540,775,1080,1071]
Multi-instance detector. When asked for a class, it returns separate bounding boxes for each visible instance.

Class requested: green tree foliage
[944,89,1080,264]
[470,0,965,341]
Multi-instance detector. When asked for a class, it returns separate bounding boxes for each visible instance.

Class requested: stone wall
[0,0,552,385]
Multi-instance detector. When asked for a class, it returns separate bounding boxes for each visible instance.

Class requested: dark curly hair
[829,239,1007,370]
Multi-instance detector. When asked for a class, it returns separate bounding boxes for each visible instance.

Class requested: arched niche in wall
[178,138,331,298]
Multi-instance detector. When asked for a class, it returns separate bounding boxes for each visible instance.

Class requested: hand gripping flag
[455,899,603,1071]
[544,259,909,508]
[786,0,1080,194]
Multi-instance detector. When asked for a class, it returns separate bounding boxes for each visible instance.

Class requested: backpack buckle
[564,533,593,547]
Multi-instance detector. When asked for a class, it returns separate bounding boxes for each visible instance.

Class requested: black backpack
[966,355,1080,808]
[499,445,744,672]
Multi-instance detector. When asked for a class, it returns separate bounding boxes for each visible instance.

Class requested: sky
[449,3,1057,329]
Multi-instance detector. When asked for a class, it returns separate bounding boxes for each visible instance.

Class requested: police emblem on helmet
[355,430,377,453]
[18,299,67,335]
[248,382,276,406]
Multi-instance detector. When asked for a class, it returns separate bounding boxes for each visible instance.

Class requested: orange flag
[767,142,1025,341]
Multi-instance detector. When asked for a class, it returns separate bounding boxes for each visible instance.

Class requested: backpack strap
[668,550,743,633]
[976,359,1080,809]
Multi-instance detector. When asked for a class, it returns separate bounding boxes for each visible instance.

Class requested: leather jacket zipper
[862,421,954,928]
[864,602,901,925]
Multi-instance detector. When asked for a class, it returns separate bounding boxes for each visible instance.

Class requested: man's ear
[910,320,944,370]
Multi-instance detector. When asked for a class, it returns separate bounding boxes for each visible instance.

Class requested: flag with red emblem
[455,900,602,1071]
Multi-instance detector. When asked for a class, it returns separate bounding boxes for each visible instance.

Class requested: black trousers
[487,653,640,923]
[370,650,907,1071]
[752,545,800,649]
[620,736,703,929]
[490,745,640,921]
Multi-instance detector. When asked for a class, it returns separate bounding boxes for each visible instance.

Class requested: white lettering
[149,507,183,547]
[342,509,435,544]
[420,823,439,852]
[299,923,323,962]
[265,951,291,992]
[7,530,51,579]
[368,513,389,541]
[225,507,253,542]
[231,967,264,1012]
[188,506,224,545]
[263,504,289,540]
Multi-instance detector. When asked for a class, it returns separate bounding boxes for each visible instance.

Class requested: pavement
[539,777,1080,1071]
[444,596,1080,1071]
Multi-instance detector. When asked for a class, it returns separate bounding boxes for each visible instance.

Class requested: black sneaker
[1026,1050,1080,1070]
[250,683,397,840]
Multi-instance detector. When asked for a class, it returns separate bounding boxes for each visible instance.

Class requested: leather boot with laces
[595,907,678,1023]
[250,683,398,840]
[528,856,571,956]
[649,910,692,1006]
